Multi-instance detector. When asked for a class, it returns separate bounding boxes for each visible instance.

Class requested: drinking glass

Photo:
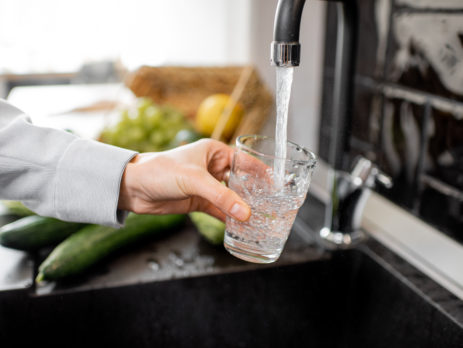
[224,135,317,263]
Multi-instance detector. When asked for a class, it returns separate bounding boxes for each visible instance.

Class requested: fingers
[237,152,271,179]
[222,169,231,184]
[199,204,227,222]
[186,172,250,222]
[201,139,235,178]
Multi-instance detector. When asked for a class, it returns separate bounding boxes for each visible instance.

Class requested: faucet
[270,0,306,68]
[319,157,392,248]
[271,0,392,249]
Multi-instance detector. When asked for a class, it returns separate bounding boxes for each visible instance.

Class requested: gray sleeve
[0,99,137,227]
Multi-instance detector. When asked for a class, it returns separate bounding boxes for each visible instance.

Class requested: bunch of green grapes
[100,98,193,152]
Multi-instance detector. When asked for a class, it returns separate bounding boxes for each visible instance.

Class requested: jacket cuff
[54,138,137,227]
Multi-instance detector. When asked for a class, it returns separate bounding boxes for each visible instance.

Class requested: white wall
[0,0,252,73]
[248,0,326,153]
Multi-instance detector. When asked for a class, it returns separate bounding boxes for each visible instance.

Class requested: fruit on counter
[1,200,35,217]
[99,98,193,152]
[189,212,225,246]
[0,215,85,251]
[36,213,186,282]
[195,94,244,139]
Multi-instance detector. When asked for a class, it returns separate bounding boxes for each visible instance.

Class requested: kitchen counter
[0,198,327,296]
[32,217,326,296]
[0,196,462,347]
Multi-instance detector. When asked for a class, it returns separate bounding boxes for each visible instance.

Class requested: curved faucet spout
[271,0,306,67]
[273,0,306,42]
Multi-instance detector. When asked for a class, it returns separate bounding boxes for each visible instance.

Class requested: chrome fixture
[319,157,392,249]
[271,42,301,67]
[271,0,392,248]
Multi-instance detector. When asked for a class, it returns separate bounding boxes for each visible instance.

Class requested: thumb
[188,173,251,221]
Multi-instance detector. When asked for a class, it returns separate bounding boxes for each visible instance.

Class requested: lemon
[195,94,244,139]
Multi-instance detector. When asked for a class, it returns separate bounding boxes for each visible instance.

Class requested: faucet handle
[318,156,393,250]
[375,171,393,189]
[350,156,393,190]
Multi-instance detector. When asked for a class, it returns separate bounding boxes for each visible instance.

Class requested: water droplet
[147,258,160,271]
[168,252,185,268]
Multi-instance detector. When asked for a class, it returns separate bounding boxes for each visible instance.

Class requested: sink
[1,245,462,347]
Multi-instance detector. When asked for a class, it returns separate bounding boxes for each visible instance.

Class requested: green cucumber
[1,200,35,217]
[0,215,85,251]
[189,212,225,245]
[37,213,185,282]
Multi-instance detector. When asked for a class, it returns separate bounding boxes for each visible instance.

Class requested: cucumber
[36,213,185,282]
[189,212,225,245]
[1,200,35,217]
[0,215,85,251]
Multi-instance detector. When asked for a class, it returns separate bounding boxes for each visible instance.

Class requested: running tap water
[270,0,390,249]
[274,66,295,189]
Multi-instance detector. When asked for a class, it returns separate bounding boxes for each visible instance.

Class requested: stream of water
[274,66,295,189]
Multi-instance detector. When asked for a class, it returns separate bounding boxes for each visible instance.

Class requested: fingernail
[230,203,250,221]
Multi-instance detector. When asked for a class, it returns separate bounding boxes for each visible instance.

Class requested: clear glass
[224,135,317,263]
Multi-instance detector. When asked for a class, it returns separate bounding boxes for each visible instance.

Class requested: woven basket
[125,65,274,144]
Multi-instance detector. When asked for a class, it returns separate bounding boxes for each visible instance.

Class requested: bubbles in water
[226,190,305,255]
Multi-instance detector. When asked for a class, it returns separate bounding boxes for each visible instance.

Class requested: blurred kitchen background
[1,0,461,242]
[0,0,324,153]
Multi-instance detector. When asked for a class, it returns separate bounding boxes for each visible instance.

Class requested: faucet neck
[271,0,306,67]
[273,0,306,43]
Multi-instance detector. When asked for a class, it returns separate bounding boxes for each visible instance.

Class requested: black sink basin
[1,244,462,348]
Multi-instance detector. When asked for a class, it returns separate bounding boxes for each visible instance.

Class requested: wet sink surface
[1,246,462,348]
[1,197,462,347]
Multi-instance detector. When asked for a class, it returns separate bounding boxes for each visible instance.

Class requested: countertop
[0,195,462,332]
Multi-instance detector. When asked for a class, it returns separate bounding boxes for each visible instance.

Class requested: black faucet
[271,0,391,249]
[271,0,306,67]
[271,0,357,171]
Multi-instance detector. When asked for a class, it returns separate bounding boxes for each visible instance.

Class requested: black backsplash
[319,0,463,242]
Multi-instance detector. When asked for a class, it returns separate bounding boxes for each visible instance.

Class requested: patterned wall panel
[319,0,463,241]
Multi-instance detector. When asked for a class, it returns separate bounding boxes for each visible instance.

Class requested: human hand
[118,139,251,222]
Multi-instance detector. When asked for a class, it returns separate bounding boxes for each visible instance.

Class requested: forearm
[0,99,137,227]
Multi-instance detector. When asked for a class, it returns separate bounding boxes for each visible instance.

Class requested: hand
[118,139,251,222]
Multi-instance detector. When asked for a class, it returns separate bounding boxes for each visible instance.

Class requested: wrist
[118,155,140,212]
